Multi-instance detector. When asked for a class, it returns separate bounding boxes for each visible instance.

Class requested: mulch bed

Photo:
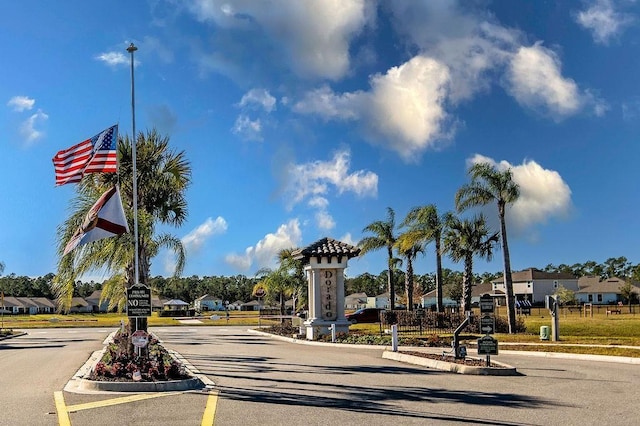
[400,351,506,368]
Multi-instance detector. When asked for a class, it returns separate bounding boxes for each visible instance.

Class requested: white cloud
[225,219,302,272]
[239,88,277,112]
[505,43,586,119]
[365,56,452,159]
[232,115,262,142]
[7,96,35,112]
[575,0,633,45]
[467,154,573,236]
[186,0,371,79]
[315,210,336,231]
[285,150,378,209]
[338,232,357,247]
[386,2,519,103]
[95,51,129,67]
[182,216,228,253]
[294,56,453,160]
[19,110,48,144]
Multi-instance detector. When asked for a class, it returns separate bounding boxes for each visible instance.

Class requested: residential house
[84,290,111,313]
[2,296,26,314]
[576,276,640,305]
[69,297,93,313]
[345,292,368,310]
[194,294,224,312]
[163,299,190,312]
[491,268,578,305]
[228,300,244,311]
[29,297,56,314]
[367,292,404,309]
[240,300,263,311]
[420,290,458,310]
[151,294,165,311]
[15,297,39,315]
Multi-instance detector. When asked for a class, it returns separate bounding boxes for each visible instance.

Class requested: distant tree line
[0,257,636,304]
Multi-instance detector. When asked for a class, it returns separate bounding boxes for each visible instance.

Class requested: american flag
[52,124,118,186]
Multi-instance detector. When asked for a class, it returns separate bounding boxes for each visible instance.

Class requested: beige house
[491,268,578,305]
[576,276,640,305]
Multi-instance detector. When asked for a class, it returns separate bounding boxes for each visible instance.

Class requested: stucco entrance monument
[292,237,360,340]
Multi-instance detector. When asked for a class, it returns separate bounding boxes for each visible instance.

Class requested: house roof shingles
[493,268,575,283]
[577,276,640,294]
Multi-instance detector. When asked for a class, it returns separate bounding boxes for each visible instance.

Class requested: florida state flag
[64,186,129,255]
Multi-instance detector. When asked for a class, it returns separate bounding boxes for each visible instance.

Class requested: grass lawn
[0,311,265,329]
[3,310,639,357]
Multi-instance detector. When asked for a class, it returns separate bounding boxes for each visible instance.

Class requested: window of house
[597,294,603,302]
[588,295,593,302]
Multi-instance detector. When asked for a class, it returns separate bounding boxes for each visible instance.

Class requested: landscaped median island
[69,329,206,393]
[259,324,518,375]
[382,351,518,376]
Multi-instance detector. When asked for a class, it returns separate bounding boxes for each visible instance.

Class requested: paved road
[0,328,109,425]
[2,327,639,425]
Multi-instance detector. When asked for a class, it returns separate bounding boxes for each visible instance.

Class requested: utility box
[540,326,550,341]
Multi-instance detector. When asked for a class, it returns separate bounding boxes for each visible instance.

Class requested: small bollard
[391,324,398,352]
[331,323,336,343]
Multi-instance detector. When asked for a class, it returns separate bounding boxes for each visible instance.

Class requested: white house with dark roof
[491,268,578,305]
[576,276,640,305]
[29,297,56,314]
[194,294,224,312]
[345,292,368,310]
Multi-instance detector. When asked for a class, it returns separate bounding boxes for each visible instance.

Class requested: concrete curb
[64,332,214,394]
[0,331,27,341]
[248,328,640,365]
[382,351,518,376]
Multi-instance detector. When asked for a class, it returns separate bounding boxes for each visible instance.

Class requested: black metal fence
[380,310,519,334]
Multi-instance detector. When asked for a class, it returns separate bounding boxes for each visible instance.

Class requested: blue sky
[1,0,638,281]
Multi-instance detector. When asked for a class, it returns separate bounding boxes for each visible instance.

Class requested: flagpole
[127,43,140,288]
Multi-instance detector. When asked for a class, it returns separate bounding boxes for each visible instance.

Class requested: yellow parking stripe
[53,391,71,426]
[201,391,219,426]
[66,391,181,412]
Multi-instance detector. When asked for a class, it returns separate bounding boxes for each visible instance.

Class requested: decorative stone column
[292,238,360,340]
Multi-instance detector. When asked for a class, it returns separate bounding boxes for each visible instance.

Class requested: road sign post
[480,315,495,335]
[477,335,499,366]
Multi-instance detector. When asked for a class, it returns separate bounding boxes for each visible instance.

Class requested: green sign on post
[477,335,499,355]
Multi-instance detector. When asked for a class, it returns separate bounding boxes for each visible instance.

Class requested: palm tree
[52,129,191,332]
[455,162,520,333]
[395,241,423,311]
[398,205,447,312]
[277,248,306,313]
[358,207,398,309]
[255,266,294,320]
[443,214,499,312]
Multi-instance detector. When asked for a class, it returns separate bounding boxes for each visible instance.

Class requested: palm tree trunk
[387,247,395,310]
[435,238,443,313]
[499,209,516,334]
[462,255,473,312]
[406,257,414,311]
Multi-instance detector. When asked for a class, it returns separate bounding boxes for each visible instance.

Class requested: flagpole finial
[127,43,137,53]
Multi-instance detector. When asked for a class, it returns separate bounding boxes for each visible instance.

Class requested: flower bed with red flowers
[89,329,191,382]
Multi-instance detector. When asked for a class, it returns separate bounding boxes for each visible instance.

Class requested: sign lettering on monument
[320,269,337,321]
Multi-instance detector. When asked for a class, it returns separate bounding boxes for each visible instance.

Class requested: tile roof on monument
[293,237,361,259]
